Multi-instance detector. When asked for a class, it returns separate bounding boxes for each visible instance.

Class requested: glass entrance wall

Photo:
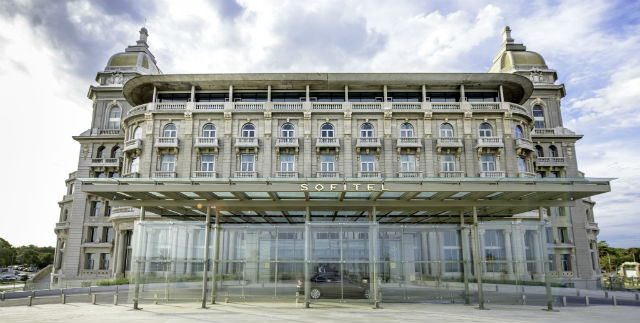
[129,220,551,305]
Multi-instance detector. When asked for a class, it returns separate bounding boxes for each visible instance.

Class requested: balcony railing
[316,171,340,178]
[275,171,298,178]
[90,158,119,167]
[55,222,70,230]
[273,102,303,110]
[316,137,340,148]
[351,102,382,110]
[509,103,531,117]
[439,171,465,178]
[358,171,381,178]
[480,171,505,178]
[356,137,382,148]
[518,171,537,178]
[124,139,142,152]
[99,129,121,135]
[397,137,422,148]
[155,137,179,148]
[195,137,219,148]
[111,207,138,218]
[391,102,422,110]
[586,222,599,230]
[398,171,423,178]
[436,137,463,148]
[275,137,299,147]
[234,102,264,110]
[192,171,217,178]
[470,102,501,110]
[156,102,186,110]
[475,137,504,148]
[122,172,140,178]
[152,171,177,178]
[195,102,224,110]
[536,157,567,167]
[312,102,343,110]
[127,103,147,116]
[532,127,577,136]
[234,171,257,178]
[235,137,259,147]
[515,138,534,151]
[431,102,460,110]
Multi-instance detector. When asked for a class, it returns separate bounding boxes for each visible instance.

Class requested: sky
[0,0,638,248]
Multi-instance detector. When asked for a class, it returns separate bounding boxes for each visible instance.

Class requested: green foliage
[0,238,55,269]
[96,277,130,286]
[598,240,640,273]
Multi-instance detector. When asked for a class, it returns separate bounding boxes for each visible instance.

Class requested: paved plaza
[1,301,639,323]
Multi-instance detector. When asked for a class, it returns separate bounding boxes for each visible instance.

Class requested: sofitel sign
[300,183,389,192]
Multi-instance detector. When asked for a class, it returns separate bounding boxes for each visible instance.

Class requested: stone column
[504,229,514,278]
[428,231,440,276]
[471,206,485,309]
[201,206,212,308]
[186,230,194,274]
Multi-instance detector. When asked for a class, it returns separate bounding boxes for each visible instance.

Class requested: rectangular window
[240,154,255,172]
[280,154,295,172]
[400,154,416,172]
[320,154,335,172]
[201,154,215,171]
[90,201,101,217]
[548,254,556,271]
[94,172,105,178]
[312,92,345,102]
[443,231,462,272]
[560,254,572,271]
[440,154,456,172]
[427,92,460,102]
[104,201,111,217]
[557,227,570,244]
[360,154,375,172]
[271,92,306,102]
[157,93,189,102]
[161,154,175,171]
[99,253,110,270]
[484,230,506,272]
[196,92,228,102]
[102,227,113,243]
[85,253,95,270]
[347,92,384,102]
[545,227,553,244]
[388,92,421,102]
[88,227,98,242]
[481,154,495,171]
[518,156,527,172]
[466,92,499,102]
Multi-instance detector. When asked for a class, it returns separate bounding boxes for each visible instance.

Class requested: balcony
[90,158,119,167]
[192,171,217,178]
[358,171,381,178]
[235,137,259,148]
[356,137,382,148]
[152,171,177,178]
[351,102,382,110]
[439,171,465,178]
[312,102,344,110]
[275,137,299,148]
[194,102,224,110]
[470,102,501,110]
[234,102,265,110]
[111,207,138,218]
[316,171,340,178]
[124,139,142,152]
[391,102,422,110]
[515,138,534,152]
[155,137,179,149]
[436,137,463,148]
[518,172,537,178]
[194,137,219,148]
[99,129,122,135]
[532,127,578,137]
[272,102,303,110]
[396,137,422,148]
[480,171,505,178]
[234,171,257,178]
[431,102,461,110]
[275,171,298,178]
[475,137,504,148]
[122,172,140,178]
[586,222,599,231]
[536,157,567,167]
[398,171,423,178]
[316,137,340,148]
[55,222,70,230]
[155,102,186,110]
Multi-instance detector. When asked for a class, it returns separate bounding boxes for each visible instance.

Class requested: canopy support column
[201,206,212,308]
[460,211,470,305]
[370,206,379,308]
[471,206,485,309]
[133,206,145,310]
[304,206,311,308]
[210,206,220,304]
[539,206,554,311]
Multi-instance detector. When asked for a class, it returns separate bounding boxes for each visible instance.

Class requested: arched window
[281,123,295,137]
[514,125,524,139]
[203,123,216,137]
[163,123,177,137]
[241,123,255,137]
[440,123,454,137]
[321,123,334,138]
[360,123,374,137]
[533,105,545,128]
[107,106,121,129]
[130,157,140,173]
[111,146,121,159]
[535,145,544,157]
[133,126,142,139]
[479,123,493,137]
[400,123,414,138]
[549,145,558,157]
[96,146,105,158]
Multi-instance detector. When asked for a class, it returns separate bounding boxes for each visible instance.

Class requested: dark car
[297,274,370,299]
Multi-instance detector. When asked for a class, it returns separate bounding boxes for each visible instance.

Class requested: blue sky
[0,0,638,247]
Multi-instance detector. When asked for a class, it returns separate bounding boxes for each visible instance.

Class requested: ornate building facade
[52,26,609,300]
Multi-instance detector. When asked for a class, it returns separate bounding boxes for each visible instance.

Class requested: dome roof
[102,28,161,75]
[490,50,548,73]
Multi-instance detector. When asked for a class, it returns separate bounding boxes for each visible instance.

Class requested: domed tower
[52,28,161,285]
[490,27,602,288]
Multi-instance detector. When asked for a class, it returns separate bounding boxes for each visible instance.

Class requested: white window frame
[479,123,493,137]
[107,106,121,130]
[360,123,374,138]
[161,154,175,172]
[440,123,454,137]
[133,126,142,139]
[200,154,215,171]
[440,154,456,172]
[281,123,295,137]
[241,123,256,137]
[400,154,416,172]
[240,154,255,171]
[400,123,414,138]
[320,154,335,172]
[163,123,177,137]
[481,153,495,171]
[321,123,335,138]
[280,153,295,171]
[203,123,216,137]
[360,154,375,172]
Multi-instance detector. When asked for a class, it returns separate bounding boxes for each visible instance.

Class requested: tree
[0,237,16,266]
